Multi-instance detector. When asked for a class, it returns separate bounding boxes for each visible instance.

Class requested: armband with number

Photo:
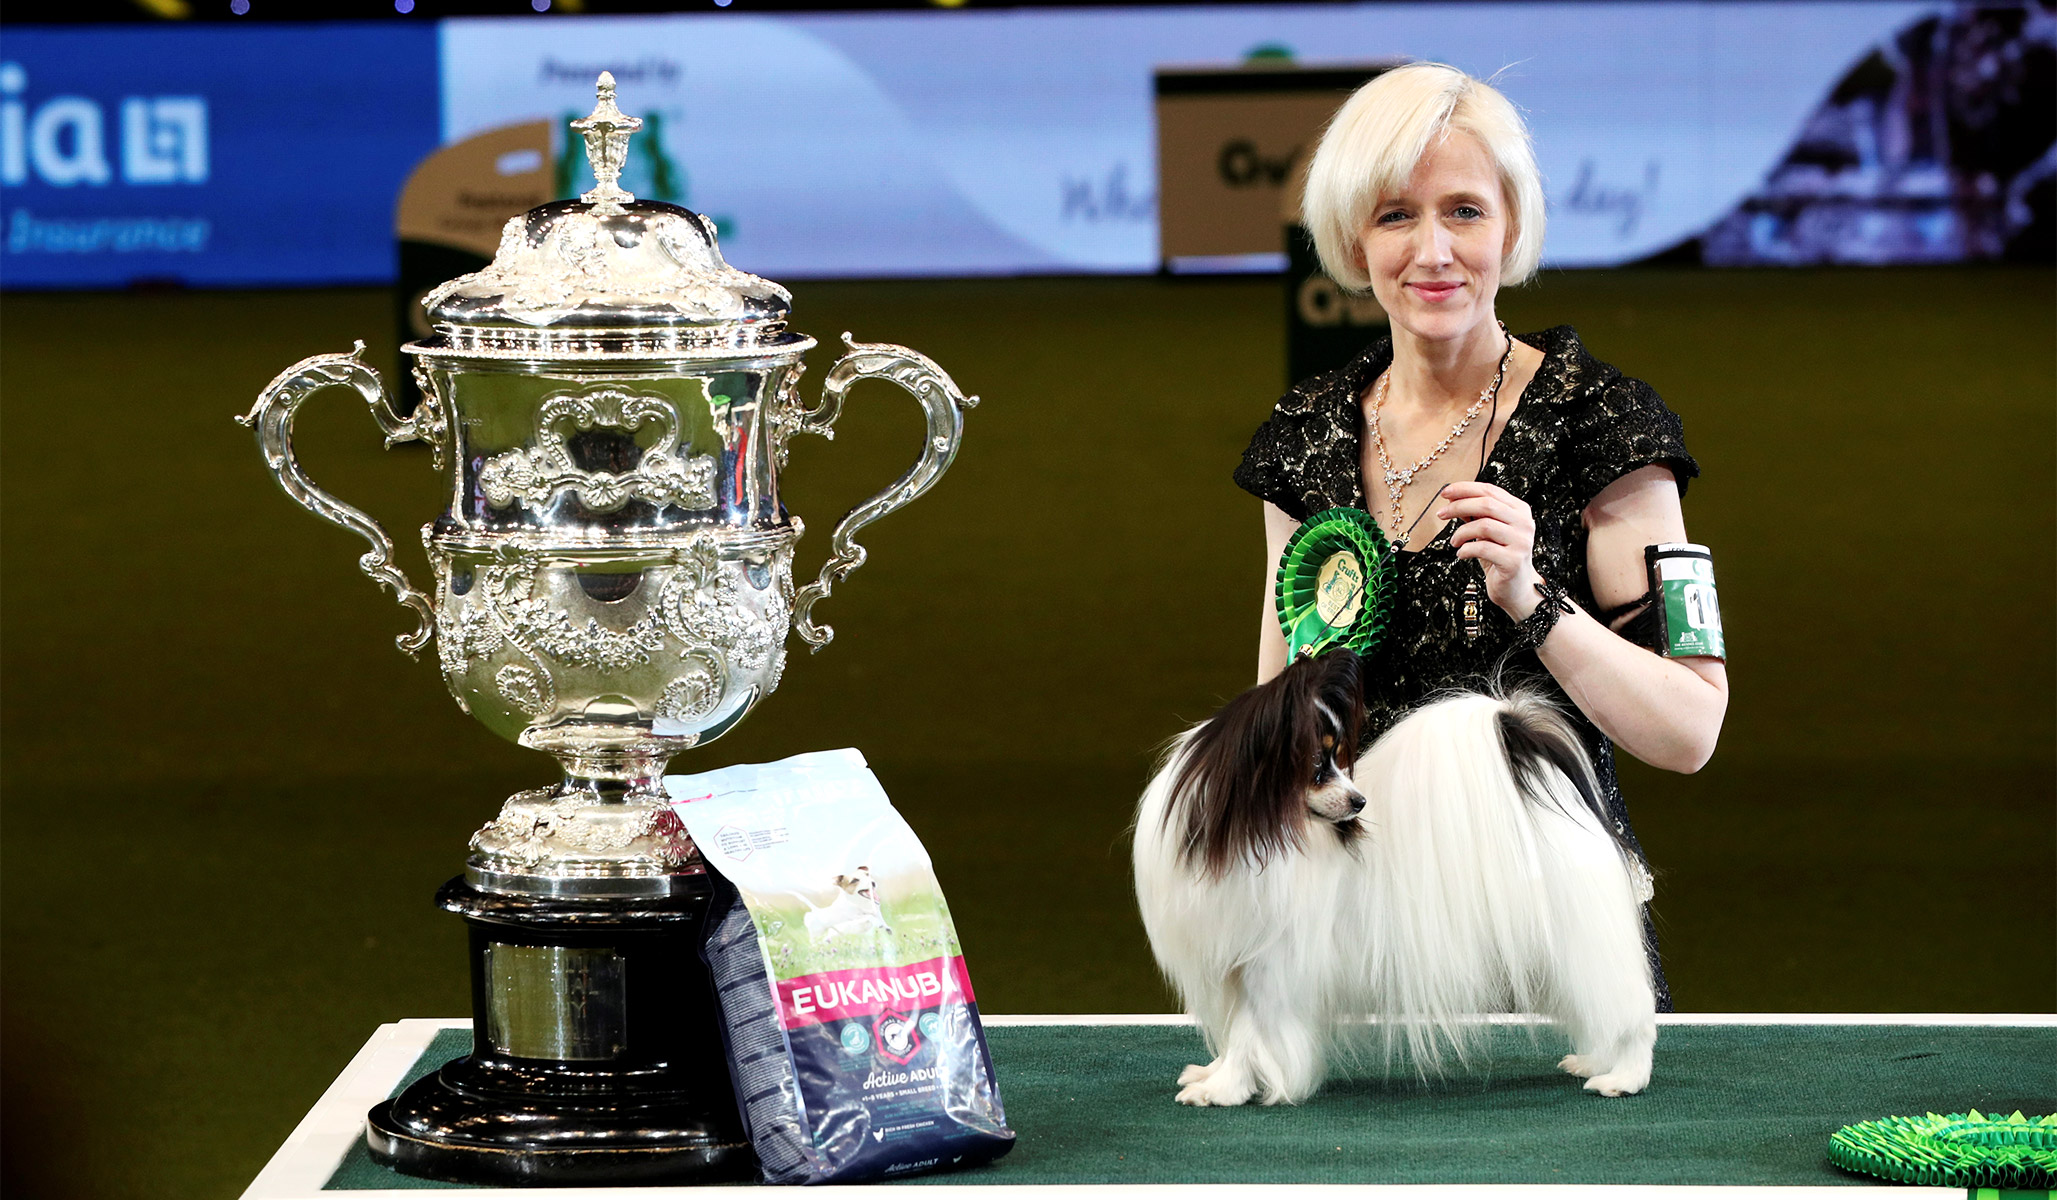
[1645,543,1724,659]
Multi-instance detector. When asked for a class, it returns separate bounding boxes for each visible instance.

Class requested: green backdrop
[3,267,2052,1199]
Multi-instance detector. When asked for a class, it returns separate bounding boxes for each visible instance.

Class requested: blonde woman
[1235,64,1729,1010]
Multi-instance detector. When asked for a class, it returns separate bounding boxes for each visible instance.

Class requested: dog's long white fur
[1134,691,1656,1105]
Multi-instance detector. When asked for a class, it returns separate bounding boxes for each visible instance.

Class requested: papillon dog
[1133,649,1657,1106]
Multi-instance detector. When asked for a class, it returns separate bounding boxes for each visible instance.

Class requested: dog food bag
[665,748,1014,1184]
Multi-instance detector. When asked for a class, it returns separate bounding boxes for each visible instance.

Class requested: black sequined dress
[1234,326,1696,1011]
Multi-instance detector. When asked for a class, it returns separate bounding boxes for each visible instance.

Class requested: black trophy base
[364,877,757,1187]
[364,1061,752,1187]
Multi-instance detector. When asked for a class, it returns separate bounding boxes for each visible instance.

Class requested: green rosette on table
[1827,1111,2057,1189]
[1274,507,1395,661]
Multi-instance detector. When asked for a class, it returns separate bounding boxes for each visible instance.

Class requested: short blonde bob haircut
[1303,63,1546,291]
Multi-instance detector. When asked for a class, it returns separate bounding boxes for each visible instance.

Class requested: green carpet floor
[325,1022,2057,1188]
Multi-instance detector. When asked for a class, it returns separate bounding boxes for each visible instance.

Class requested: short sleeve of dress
[1561,375,1700,511]
[1232,352,1380,522]
[1232,402,1314,520]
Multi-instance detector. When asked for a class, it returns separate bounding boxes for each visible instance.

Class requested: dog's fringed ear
[1312,646,1366,766]
[1168,648,1366,878]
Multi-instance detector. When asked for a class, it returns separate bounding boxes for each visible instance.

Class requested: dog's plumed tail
[1345,690,1656,1088]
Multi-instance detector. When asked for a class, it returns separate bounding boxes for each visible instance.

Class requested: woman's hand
[1438,481,1542,619]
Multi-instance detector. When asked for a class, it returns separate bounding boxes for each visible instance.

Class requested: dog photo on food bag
[1133,648,1658,1107]
[801,866,893,943]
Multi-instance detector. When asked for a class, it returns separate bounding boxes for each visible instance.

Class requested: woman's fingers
[1443,482,1544,616]
[1438,496,1517,524]
[1448,517,1528,552]
[1437,480,1515,505]
[1443,483,1539,605]
[1454,538,1524,572]
[1437,486,1530,526]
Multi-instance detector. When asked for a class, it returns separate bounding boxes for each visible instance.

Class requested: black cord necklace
[1465,332,1514,640]
[1374,324,1514,642]
[1385,323,1514,553]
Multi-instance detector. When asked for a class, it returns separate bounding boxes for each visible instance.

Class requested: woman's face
[1355,131,1510,346]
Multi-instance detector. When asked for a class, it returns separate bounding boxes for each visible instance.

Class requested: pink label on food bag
[777,955,977,1030]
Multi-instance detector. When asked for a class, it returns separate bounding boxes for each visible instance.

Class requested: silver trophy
[239,74,974,1186]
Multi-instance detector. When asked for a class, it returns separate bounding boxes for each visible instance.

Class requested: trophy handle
[789,333,977,651]
[235,341,439,657]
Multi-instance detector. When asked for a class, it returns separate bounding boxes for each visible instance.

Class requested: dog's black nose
[1347,793,1366,815]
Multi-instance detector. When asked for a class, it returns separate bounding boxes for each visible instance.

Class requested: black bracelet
[1512,578,1577,650]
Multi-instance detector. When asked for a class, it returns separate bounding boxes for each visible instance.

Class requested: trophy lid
[413,73,804,361]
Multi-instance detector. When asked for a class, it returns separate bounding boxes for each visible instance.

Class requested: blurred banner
[0,24,438,288]
[4,2,2050,289]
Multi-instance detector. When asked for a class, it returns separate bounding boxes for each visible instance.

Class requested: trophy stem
[466,745,698,900]
[550,747,673,806]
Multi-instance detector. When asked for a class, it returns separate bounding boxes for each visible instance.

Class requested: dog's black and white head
[1164,648,1367,878]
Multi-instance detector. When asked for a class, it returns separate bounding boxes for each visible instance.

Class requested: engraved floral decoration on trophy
[437,204,773,328]
[657,659,723,725]
[430,536,792,727]
[494,665,551,719]
[476,790,692,872]
[477,387,718,514]
[659,538,789,681]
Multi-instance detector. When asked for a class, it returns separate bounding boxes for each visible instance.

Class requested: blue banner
[0,23,439,288]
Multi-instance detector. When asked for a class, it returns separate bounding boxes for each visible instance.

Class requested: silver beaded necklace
[1366,321,1513,547]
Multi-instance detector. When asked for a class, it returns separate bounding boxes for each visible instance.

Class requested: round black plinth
[364,877,757,1187]
[365,1061,754,1186]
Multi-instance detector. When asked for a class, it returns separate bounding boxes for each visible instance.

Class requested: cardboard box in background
[1154,64,1390,271]
[1155,64,1391,384]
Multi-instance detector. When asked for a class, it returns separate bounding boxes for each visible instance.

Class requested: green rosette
[1274,507,1395,661]
[1828,1111,2057,1189]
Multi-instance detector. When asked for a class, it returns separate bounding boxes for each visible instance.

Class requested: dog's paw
[1582,1071,1648,1097]
[1558,1053,1598,1078]
[1176,1072,1254,1107]
[1177,1061,1218,1087]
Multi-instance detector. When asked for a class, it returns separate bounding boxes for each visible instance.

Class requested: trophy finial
[570,71,643,213]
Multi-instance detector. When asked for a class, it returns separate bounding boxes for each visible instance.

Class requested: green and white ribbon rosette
[1274,507,1395,660]
[1828,1111,2056,1188]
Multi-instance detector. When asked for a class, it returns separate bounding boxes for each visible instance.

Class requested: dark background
[2,265,2054,1199]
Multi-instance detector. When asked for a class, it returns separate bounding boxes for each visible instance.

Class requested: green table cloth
[325,1020,2055,1190]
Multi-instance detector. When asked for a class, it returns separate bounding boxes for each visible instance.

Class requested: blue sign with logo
[0,24,438,288]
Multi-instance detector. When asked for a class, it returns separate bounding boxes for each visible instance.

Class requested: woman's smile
[1406,280,1465,302]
